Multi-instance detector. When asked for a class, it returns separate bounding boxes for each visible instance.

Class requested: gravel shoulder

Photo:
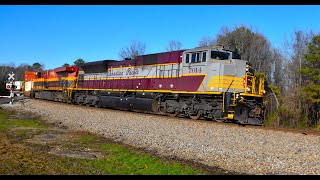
[2,99,320,175]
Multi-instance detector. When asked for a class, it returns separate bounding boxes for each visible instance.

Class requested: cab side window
[196,52,200,62]
[186,54,190,63]
[202,51,207,62]
[191,53,196,63]
[186,51,207,63]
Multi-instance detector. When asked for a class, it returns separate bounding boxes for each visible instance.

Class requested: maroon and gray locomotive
[26,45,266,125]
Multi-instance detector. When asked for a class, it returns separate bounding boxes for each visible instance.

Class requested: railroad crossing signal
[8,72,15,82]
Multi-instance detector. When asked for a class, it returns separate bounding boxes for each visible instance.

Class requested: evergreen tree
[73,58,85,67]
[300,35,320,125]
[32,62,44,71]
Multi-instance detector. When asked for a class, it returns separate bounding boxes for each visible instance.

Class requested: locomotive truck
[24,45,266,125]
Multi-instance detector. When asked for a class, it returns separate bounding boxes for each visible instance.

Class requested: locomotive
[24,45,266,125]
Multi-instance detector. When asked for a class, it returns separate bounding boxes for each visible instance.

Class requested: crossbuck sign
[8,72,15,82]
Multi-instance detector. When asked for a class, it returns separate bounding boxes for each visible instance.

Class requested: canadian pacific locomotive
[24,45,266,125]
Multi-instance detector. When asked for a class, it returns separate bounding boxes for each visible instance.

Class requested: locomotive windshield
[232,52,241,59]
[211,51,230,60]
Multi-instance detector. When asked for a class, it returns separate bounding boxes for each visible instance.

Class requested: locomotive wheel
[189,112,202,120]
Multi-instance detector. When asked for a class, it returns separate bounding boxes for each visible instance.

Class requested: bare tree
[165,40,183,51]
[281,34,291,92]
[15,64,33,81]
[198,36,215,47]
[290,30,314,87]
[119,40,146,60]
[271,48,284,91]
[264,30,316,128]
[215,25,273,82]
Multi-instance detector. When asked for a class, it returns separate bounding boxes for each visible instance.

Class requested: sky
[0,5,319,70]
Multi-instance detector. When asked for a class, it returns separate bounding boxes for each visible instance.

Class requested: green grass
[76,143,204,175]
[314,125,320,131]
[0,109,48,131]
[79,133,97,144]
[0,108,211,175]
[0,110,10,120]
[0,119,48,130]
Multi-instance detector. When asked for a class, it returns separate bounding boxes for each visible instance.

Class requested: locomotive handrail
[145,65,156,77]
[258,76,264,95]
[244,74,257,94]
[244,74,266,95]
[222,76,235,113]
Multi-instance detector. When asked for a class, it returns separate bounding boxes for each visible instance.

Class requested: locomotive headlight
[246,87,251,92]
[263,90,266,94]
[236,93,239,99]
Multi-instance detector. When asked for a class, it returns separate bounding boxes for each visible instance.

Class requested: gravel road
[2,99,320,175]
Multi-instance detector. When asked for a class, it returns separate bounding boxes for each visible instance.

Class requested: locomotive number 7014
[188,67,203,73]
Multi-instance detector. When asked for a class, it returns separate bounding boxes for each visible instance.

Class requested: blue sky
[0,5,319,70]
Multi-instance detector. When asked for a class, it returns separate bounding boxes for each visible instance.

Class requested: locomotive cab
[182,45,265,125]
[182,45,247,93]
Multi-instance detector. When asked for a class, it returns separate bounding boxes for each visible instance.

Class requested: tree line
[1,25,319,129]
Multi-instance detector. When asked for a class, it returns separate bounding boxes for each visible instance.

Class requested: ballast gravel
[2,99,320,175]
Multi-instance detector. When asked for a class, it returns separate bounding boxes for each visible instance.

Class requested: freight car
[24,45,266,125]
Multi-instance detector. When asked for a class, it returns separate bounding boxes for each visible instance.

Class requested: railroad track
[25,98,320,137]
